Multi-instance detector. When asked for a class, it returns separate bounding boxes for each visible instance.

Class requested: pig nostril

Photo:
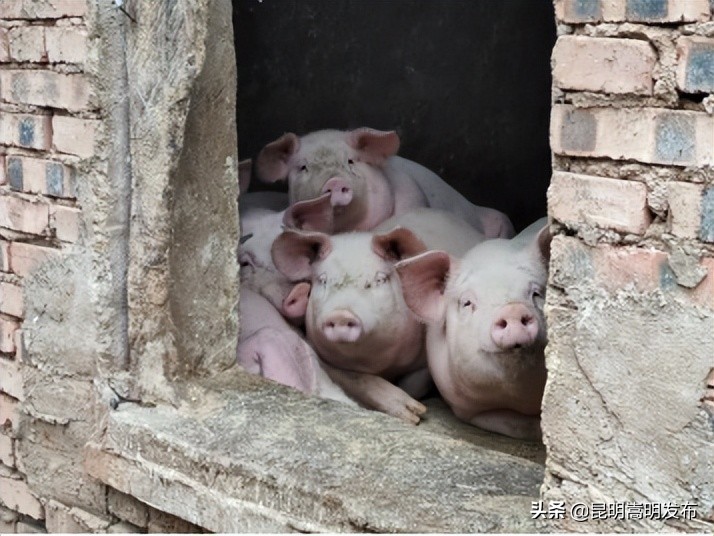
[341,187,349,194]
[326,321,335,328]
[521,315,535,326]
[347,321,355,328]
[496,319,507,329]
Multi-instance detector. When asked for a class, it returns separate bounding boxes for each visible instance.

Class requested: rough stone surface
[86,376,545,534]
[543,236,714,532]
[125,0,238,394]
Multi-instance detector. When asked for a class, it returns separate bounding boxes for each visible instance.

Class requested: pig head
[396,218,552,439]
[256,128,427,232]
[271,227,431,423]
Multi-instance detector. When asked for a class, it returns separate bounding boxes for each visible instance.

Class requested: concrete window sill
[84,374,544,533]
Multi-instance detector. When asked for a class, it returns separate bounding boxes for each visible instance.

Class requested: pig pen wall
[235,0,557,231]
[0,0,712,534]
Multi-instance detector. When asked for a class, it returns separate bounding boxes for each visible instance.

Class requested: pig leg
[322,363,427,424]
[237,327,317,394]
[396,367,432,399]
[466,410,542,441]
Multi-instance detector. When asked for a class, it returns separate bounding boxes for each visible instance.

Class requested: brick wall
[544,0,714,531]
[0,1,88,532]
[0,2,211,533]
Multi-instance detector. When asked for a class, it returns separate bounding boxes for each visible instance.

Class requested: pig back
[375,207,485,258]
[388,156,514,238]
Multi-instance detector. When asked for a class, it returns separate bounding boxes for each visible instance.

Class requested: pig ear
[282,282,310,319]
[272,230,332,280]
[238,158,252,193]
[348,128,400,162]
[283,193,334,232]
[531,223,553,265]
[395,250,452,324]
[371,227,427,262]
[256,133,300,182]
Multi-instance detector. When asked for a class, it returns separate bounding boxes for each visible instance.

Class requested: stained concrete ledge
[85,374,544,533]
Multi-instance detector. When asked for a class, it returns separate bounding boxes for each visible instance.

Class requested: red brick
[45,26,87,64]
[0,358,22,400]
[0,282,23,318]
[7,26,46,63]
[554,0,710,23]
[668,182,703,239]
[551,105,714,167]
[677,37,714,94]
[0,112,53,151]
[8,242,60,278]
[552,36,656,95]
[0,28,9,63]
[0,70,90,112]
[0,197,49,235]
[0,316,19,354]
[0,476,44,520]
[50,205,79,242]
[0,240,9,272]
[0,393,20,435]
[4,156,75,198]
[548,171,652,235]
[52,116,98,158]
[0,0,87,19]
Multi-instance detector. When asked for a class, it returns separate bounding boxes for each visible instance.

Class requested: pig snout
[490,303,538,350]
[322,309,362,343]
[321,177,353,207]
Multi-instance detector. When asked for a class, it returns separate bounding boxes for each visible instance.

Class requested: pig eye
[238,252,254,268]
[458,293,476,312]
[374,272,388,286]
[529,283,544,299]
[347,158,355,165]
[530,283,545,308]
[299,164,308,172]
[317,273,327,286]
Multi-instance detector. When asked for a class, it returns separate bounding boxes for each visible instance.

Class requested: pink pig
[271,226,431,423]
[238,287,355,405]
[239,156,341,315]
[395,218,552,439]
[255,128,514,238]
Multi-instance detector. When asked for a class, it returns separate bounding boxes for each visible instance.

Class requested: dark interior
[233,0,556,231]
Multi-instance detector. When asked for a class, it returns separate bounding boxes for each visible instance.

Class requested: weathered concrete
[542,236,714,532]
[125,0,239,395]
[85,375,545,533]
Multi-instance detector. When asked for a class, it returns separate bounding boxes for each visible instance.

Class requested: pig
[395,218,552,440]
[271,226,431,423]
[239,190,334,316]
[238,287,355,405]
[374,207,485,258]
[255,128,514,238]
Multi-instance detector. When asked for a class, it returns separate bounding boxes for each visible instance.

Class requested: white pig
[271,227,430,423]
[238,287,355,405]
[255,128,514,238]
[395,218,552,439]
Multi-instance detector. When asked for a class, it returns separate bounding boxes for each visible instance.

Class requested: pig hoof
[388,399,427,425]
